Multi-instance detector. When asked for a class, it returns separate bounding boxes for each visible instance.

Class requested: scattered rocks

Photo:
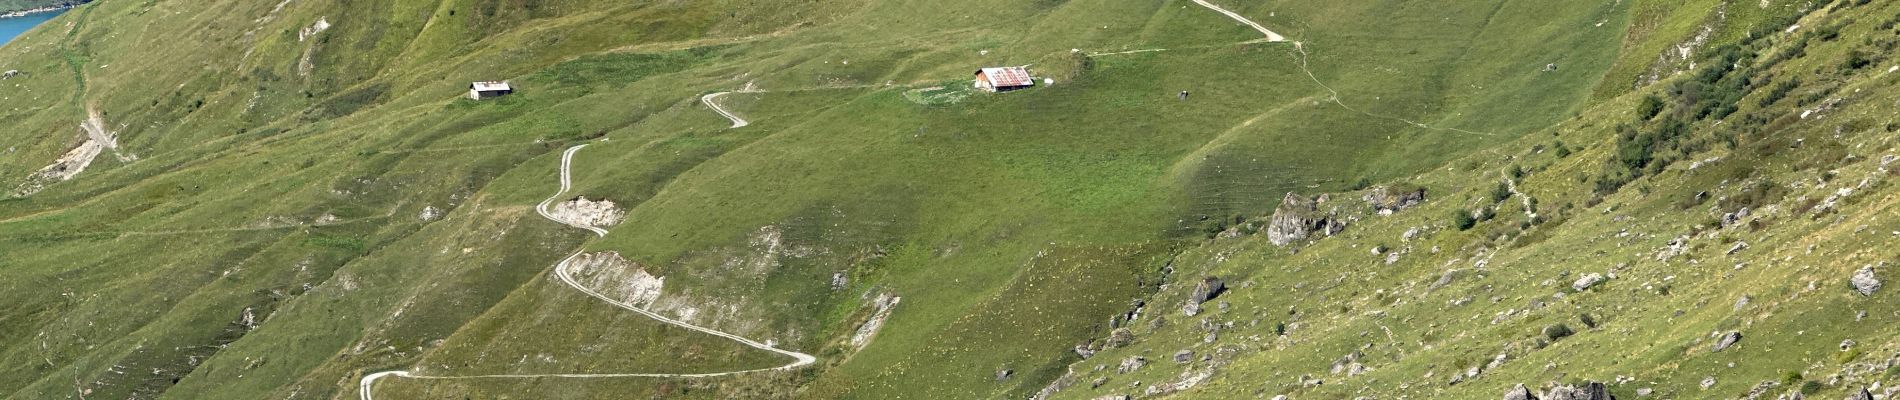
[1852,265,1882,296]
[1330,351,1365,375]
[1573,273,1606,291]
[1345,363,1369,376]
[1485,353,1510,371]
[1728,241,1750,255]
[1431,269,1463,290]
[417,206,444,221]
[1714,331,1742,352]
[1657,236,1690,261]
[1702,376,1717,390]
[1721,207,1752,228]
[995,369,1013,381]
[1092,395,1132,400]
[1116,356,1146,374]
[0,70,17,79]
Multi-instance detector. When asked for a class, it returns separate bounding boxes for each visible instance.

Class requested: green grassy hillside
[0,0,1864,399]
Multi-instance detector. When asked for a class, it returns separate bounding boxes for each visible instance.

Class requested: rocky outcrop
[1364,185,1427,215]
[849,292,901,349]
[549,196,627,228]
[1572,273,1606,291]
[12,133,106,196]
[1267,192,1347,246]
[1714,331,1742,352]
[1543,382,1614,400]
[561,251,664,307]
[1848,388,1874,400]
[1853,264,1882,296]
[1191,277,1225,304]
[1116,356,1146,374]
[1504,383,1538,400]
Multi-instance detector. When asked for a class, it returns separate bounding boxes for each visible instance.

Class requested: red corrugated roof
[977,67,1034,87]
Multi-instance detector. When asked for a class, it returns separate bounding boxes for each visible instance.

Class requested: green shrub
[1841,49,1876,72]
[1759,79,1799,107]
[1637,95,1665,120]
[1453,209,1478,231]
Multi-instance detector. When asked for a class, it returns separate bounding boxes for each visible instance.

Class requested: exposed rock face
[1852,265,1882,296]
[550,196,627,228]
[1105,328,1134,348]
[1172,350,1194,363]
[13,133,106,196]
[1544,382,1613,400]
[1573,273,1606,291]
[1267,193,1347,246]
[1364,185,1427,215]
[849,292,901,349]
[1191,277,1226,304]
[418,206,444,221]
[561,251,664,307]
[1848,388,1874,400]
[1714,331,1742,352]
[1504,383,1538,400]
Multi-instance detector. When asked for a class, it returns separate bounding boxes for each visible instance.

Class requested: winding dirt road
[1189,0,1286,42]
[700,92,749,128]
[359,142,814,399]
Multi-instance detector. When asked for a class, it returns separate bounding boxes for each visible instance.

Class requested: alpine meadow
[3,1,1900,399]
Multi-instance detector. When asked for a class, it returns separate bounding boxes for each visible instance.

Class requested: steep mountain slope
[0,0,1849,399]
[1048,1,1900,399]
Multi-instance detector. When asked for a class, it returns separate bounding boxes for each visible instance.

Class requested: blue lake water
[0,9,66,46]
